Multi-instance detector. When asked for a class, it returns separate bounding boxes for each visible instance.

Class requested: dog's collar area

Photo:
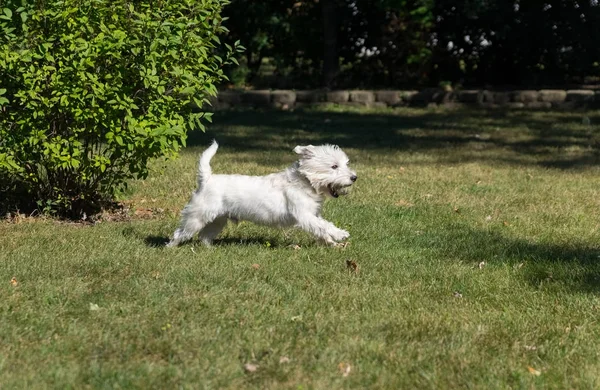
[292,167,323,197]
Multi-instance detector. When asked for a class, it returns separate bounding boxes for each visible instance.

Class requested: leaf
[338,362,351,377]
[527,366,541,376]
[243,363,258,373]
[251,264,260,269]
[89,303,100,311]
[395,199,414,207]
[279,356,290,364]
[134,208,154,218]
[346,259,359,272]
[10,277,18,286]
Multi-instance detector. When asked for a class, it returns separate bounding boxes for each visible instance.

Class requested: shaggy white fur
[167,141,357,247]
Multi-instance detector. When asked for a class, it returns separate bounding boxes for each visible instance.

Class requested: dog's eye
[331,164,338,169]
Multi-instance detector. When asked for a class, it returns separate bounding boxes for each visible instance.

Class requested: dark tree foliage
[224,0,600,88]
[431,0,600,86]
[223,0,433,88]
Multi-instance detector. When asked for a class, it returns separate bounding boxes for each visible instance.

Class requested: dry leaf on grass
[346,260,359,273]
[527,366,541,376]
[478,261,486,269]
[251,264,260,270]
[243,363,258,373]
[395,199,414,207]
[453,291,463,298]
[10,277,18,287]
[454,207,460,213]
[279,356,290,364]
[503,221,510,226]
[287,244,301,250]
[89,303,100,311]
[338,362,351,377]
[133,207,164,219]
[134,208,154,218]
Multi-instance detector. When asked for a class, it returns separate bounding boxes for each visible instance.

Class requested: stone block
[242,90,271,106]
[525,102,552,109]
[457,90,480,103]
[566,89,594,102]
[375,91,402,105]
[296,90,325,103]
[218,91,242,104]
[477,90,494,105]
[271,90,296,105]
[349,90,375,103]
[493,92,511,105]
[504,102,525,109]
[400,90,419,104]
[326,91,350,103]
[539,90,567,103]
[511,90,539,103]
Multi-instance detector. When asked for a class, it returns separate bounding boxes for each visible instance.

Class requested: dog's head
[294,144,357,198]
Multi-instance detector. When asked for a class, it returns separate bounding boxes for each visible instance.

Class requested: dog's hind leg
[198,217,228,246]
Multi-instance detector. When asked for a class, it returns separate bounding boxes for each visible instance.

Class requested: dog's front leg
[296,214,349,245]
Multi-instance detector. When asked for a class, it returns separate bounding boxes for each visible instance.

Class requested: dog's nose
[350,175,357,182]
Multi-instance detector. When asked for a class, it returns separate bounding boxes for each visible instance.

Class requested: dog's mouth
[327,183,351,198]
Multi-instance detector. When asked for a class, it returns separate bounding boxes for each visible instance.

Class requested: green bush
[0,0,241,217]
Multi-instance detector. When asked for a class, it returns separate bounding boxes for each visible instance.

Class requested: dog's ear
[293,145,315,157]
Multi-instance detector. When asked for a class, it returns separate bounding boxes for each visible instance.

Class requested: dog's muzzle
[328,179,356,198]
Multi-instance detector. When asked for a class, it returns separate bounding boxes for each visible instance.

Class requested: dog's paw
[331,229,350,242]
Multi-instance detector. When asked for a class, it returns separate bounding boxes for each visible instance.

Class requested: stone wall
[209,88,600,110]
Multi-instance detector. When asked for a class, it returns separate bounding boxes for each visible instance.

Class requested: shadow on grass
[188,108,600,169]
[144,235,169,247]
[421,224,600,293]
[142,234,281,248]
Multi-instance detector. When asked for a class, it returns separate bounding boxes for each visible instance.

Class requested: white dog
[167,141,357,247]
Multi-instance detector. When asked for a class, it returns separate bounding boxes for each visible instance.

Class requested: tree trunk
[322,0,339,87]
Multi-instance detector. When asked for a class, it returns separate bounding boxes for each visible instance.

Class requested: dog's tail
[198,140,218,188]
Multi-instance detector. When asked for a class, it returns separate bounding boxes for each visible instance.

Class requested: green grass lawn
[2,106,600,388]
